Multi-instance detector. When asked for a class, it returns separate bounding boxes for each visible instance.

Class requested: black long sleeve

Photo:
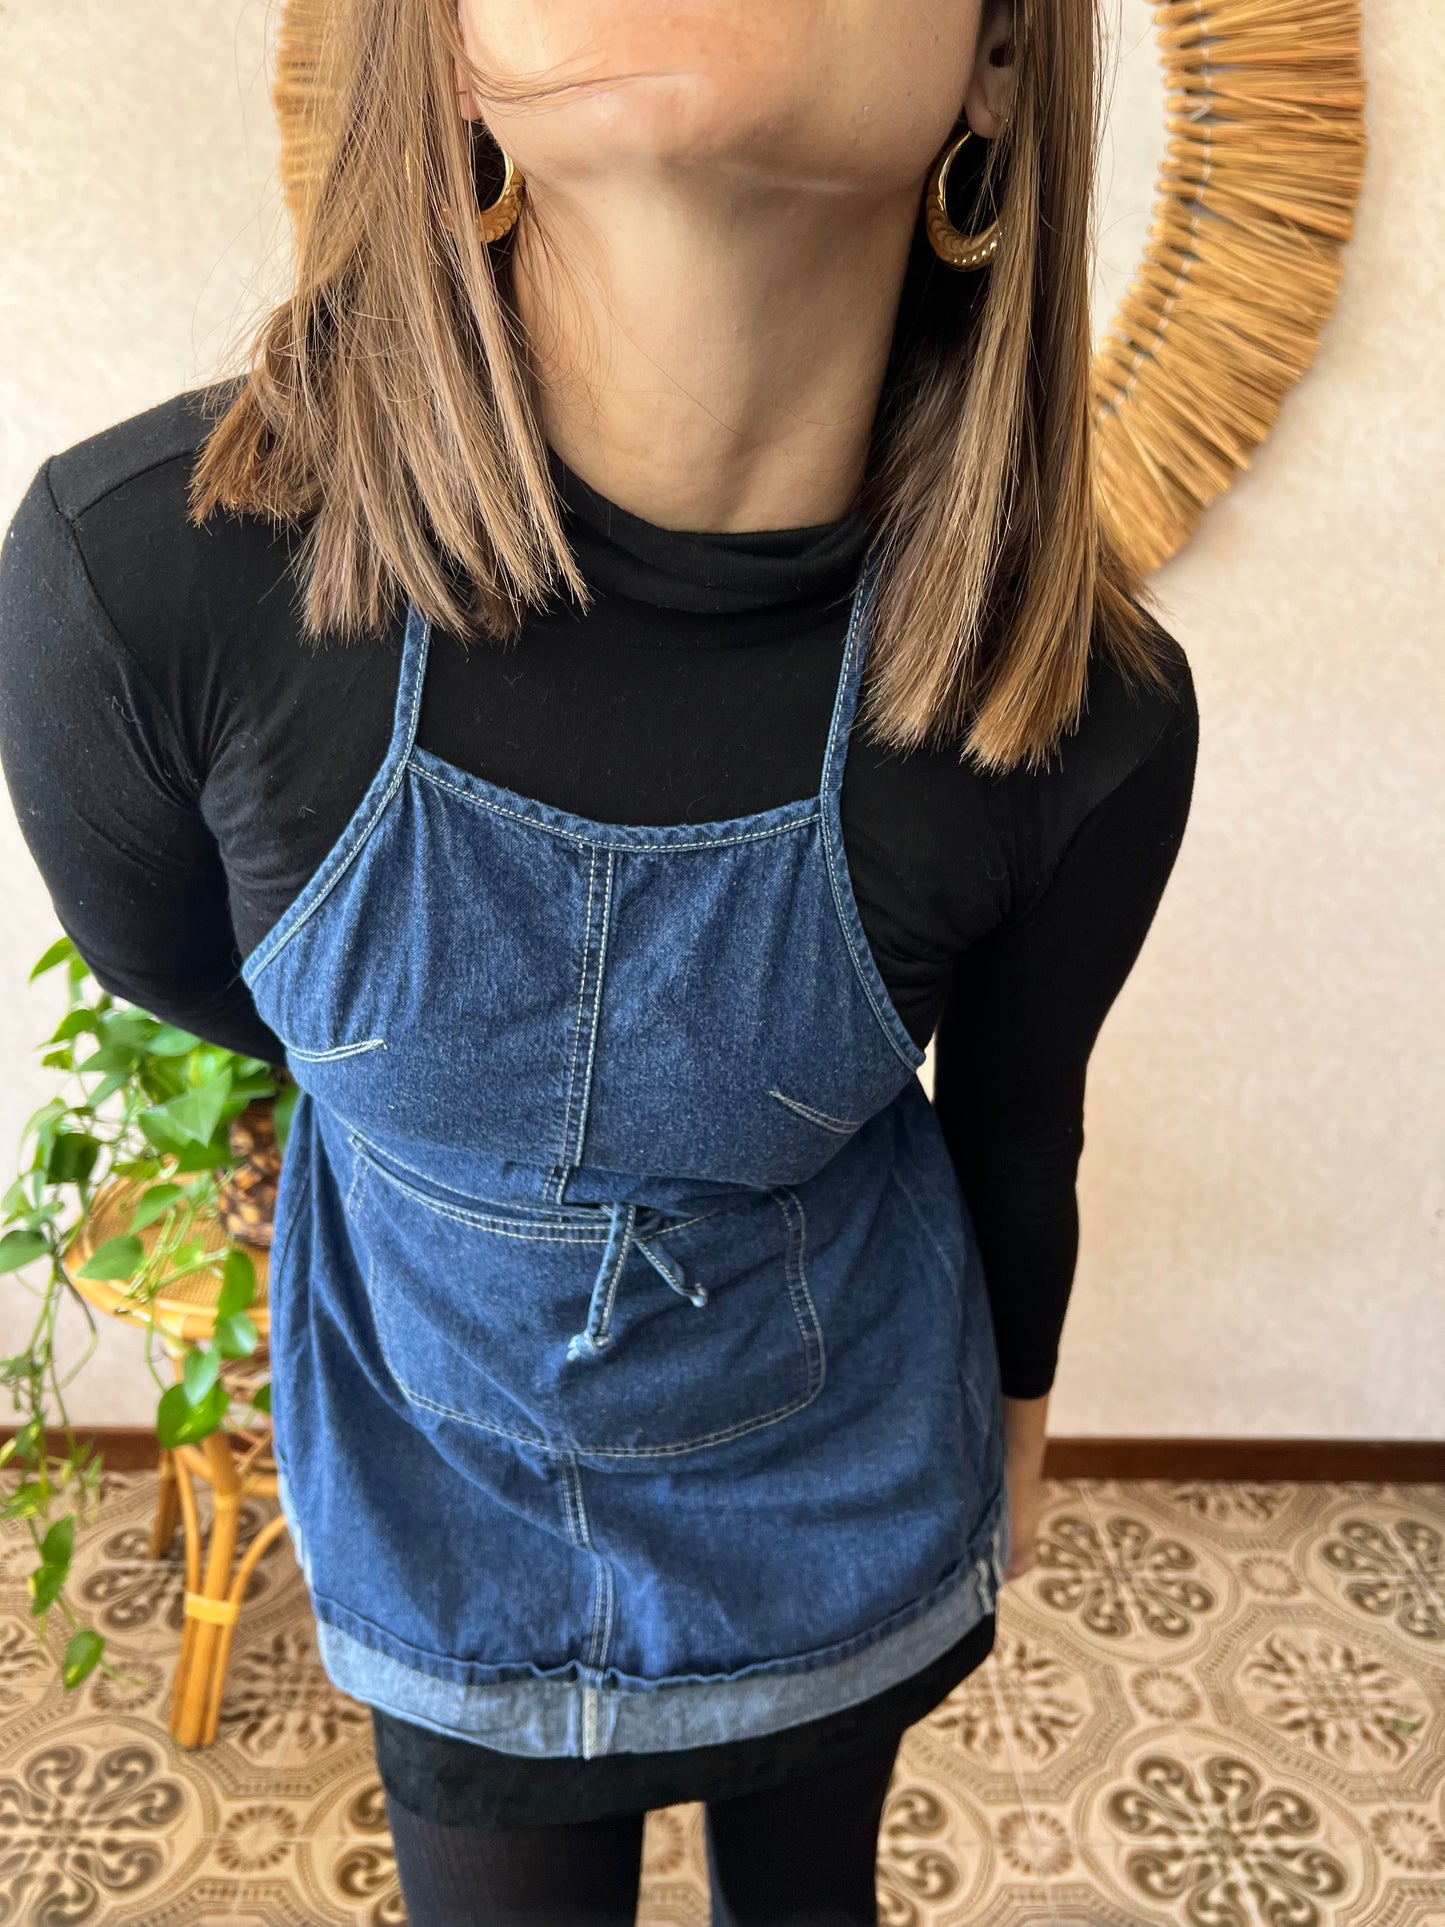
[933,695,1197,1397]
[0,462,283,1063]
[0,387,1197,1405]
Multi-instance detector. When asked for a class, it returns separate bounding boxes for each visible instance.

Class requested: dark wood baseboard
[4,1427,1442,1485]
[4,1426,162,1472]
[1041,1437,1445,1484]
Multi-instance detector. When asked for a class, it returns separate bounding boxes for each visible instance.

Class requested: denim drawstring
[566,1202,708,1362]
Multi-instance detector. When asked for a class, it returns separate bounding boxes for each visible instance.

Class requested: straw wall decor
[271,0,1367,574]
[1094,0,1366,569]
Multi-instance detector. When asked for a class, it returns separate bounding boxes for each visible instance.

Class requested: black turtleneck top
[0,385,1196,1821]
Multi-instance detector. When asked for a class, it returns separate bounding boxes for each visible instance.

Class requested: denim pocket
[345,1133,825,1461]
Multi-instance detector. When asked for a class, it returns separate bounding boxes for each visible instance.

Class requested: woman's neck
[511,172,920,535]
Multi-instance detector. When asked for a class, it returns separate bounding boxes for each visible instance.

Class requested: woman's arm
[0,463,283,1062]
[932,675,1199,1569]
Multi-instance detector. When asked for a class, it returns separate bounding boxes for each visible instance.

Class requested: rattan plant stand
[65,1107,284,1748]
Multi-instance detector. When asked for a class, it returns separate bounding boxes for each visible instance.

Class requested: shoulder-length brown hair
[191,0,1168,773]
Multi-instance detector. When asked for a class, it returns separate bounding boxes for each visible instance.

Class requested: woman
[0,0,1197,1919]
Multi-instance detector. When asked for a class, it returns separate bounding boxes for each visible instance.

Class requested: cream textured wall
[0,3,1440,1435]
[1065,3,1444,1441]
[0,0,288,1423]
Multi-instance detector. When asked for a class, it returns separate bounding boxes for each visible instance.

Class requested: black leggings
[385,1735,904,1926]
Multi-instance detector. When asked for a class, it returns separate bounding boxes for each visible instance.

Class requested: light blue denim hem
[274,1457,313,1591]
[310,1493,1008,1759]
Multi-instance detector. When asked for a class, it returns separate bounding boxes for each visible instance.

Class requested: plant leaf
[111,1156,164,1181]
[128,1183,185,1231]
[96,1009,157,1052]
[45,1132,102,1188]
[172,1131,237,1174]
[182,1345,222,1404]
[62,1628,105,1690]
[73,1044,142,1077]
[29,936,77,982]
[39,1514,75,1571]
[251,1382,271,1415]
[21,1097,67,1144]
[49,1008,98,1044]
[0,1229,50,1275]
[86,1071,134,1107]
[1,1482,47,1521]
[76,1235,145,1282]
[29,1514,76,1617]
[141,1070,232,1150]
[156,1380,228,1448]
[148,1024,204,1057]
[213,1312,258,1361]
[137,1109,191,1156]
[215,1249,255,1320]
[30,1562,68,1616]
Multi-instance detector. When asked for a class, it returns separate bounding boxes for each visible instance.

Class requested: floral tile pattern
[1,1473,1441,1924]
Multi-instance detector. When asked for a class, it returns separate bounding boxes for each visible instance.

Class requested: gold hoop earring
[402,145,525,244]
[474,151,524,244]
[925,129,1002,271]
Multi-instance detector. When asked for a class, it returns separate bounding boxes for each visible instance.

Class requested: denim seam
[384,1219,601,1246]
[775,1187,826,1401]
[287,1038,387,1064]
[349,1131,611,1234]
[890,1164,993,1447]
[810,557,925,1076]
[889,1162,962,1293]
[556,1457,601,1675]
[394,1382,547,1452]
[817,568,870,806]
[245,626,426,985]
[343,1151,369,1224]
[644,1205,732,1239]
[565,1454,615,1682]
[559,1460,615,1759]
[596,1212,630,1346]
[551,847,598,1202]
[768,1088,859,1135]
[385,1355,829,1461]
[570,849,615,1184]
[818,806,924,1074]
[355,1171,727,1250]
[409,762,818,853]
[360,1187,607,1244]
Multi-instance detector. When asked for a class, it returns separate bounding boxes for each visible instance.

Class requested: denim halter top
[241,558,1008,1757]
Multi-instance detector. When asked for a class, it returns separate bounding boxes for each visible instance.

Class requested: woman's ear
[454,56,482,124]
[962,2,1017,140]
[454,4,481,123]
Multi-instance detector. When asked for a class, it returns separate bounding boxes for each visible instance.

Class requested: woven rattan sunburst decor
[271,0,1366,574]
[1093,1,1366,569]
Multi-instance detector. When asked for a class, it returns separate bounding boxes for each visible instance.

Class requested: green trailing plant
[0,936,293,1689]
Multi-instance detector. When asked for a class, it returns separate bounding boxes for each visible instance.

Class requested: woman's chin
[503,68,806,186]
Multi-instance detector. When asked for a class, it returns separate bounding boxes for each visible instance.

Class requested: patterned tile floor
[1,1475,1442,1924]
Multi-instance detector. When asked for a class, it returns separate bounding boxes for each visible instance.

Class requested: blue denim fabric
[241,558,1008,1756]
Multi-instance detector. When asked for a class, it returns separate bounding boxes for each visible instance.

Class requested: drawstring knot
[565,1203,707,1362]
